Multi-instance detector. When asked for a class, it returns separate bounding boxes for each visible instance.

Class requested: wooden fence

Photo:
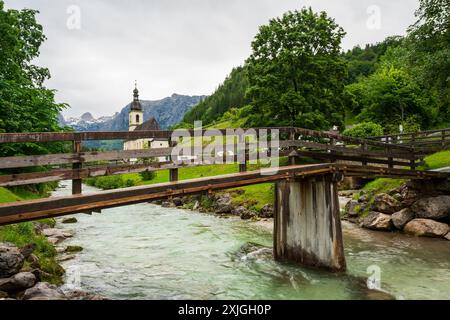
[369,128,450,152]
[0,127,421,193]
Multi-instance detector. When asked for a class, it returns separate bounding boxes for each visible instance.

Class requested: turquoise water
[54,182,450,300]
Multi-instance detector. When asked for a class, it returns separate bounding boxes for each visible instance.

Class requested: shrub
[139,170,157,181]
[85,174,141,190]
[343,122,384,138]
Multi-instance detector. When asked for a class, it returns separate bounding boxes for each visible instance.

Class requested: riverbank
[343,150,450,240]
[0,185,103,300]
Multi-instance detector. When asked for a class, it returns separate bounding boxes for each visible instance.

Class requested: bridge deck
[0,164,448,226]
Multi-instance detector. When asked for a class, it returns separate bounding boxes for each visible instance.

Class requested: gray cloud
[4,0,419,118]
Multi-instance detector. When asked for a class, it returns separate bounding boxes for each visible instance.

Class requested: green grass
[418,150,450,170]
[357,178,406,197]
[227,183,274,212]
[0,185,64,284]
[0,187,22,203]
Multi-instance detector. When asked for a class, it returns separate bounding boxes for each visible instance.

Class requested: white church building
[123,84,169,162]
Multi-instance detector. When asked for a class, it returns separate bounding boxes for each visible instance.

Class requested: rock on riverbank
[0,221,104,300]
[151,193,274,220]
[344,180,450,241]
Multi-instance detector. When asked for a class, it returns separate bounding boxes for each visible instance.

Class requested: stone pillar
[274,173,346,272]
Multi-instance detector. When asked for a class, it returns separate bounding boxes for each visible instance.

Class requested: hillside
[180,66,249,127]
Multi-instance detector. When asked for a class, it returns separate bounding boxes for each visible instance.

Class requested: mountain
[61,94,206,132]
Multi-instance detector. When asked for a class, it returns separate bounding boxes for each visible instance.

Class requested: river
[53,181,450,300]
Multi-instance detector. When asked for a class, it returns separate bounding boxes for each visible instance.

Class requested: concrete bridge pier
[274,173,346,272]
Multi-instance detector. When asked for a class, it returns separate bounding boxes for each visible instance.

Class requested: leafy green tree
[350,67,431,132]
[245,8,347,130]
[407,0,450,123]
[0,1,67,157]
[342,36,403,84]
[182,66,249,126]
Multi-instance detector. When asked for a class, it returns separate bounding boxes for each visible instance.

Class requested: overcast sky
[4,0,419,118]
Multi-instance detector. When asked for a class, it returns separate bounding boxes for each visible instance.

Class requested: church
[123,84,169,161]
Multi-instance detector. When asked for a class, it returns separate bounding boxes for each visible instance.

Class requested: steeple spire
[131,81,142,111]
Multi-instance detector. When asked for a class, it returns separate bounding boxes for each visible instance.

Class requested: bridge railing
[0,127,421,193]
[368,127,450,153]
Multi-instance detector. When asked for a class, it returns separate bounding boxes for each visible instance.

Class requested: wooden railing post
[362,142,368,166]
[442,130,446,148]
[72,136,82,195]
[288,129,297,165]
[239,134,247,172]
[169,137,178,182]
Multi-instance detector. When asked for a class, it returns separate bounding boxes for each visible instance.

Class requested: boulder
[400,187,421,206]
[241,210,257,220]
[445,232,450,241]
[345,200,360,217]
[214,194,233,214]
[47,237,61,245]
[371,193,401,214]
[411,196,450,220]
[65,246,83,253]
[61,217,78,224]
[0,272,36,292]
[361,212,393,231]
[0,243,25,278]
[391,208,415,230]
[260,204,274,218]
[0,291,8,299]
[22,282,67,300]
[358,195,368,203]
[404,219,449,238]
[172,197,183,207]
[19,243,36,259]
[42,228,75,239]
[161,201,173,208]
[232,206,257,220]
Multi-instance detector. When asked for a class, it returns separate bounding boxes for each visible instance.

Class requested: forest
[179,0,449,136]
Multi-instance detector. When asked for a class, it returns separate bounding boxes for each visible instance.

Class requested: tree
[0,1,67,157]
[407,0,450,123]
[245,8,347,130]
[182,66,249,126]
[350,66,431,132]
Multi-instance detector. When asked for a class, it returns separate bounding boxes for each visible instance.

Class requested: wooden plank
[0,164,334,222]
[279,140,416,159]
[293,150,413,167]
[0,127,295,144]
[0,147,174,169]
[0,163,448,226]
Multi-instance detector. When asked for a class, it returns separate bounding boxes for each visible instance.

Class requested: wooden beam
[0,164,335,225]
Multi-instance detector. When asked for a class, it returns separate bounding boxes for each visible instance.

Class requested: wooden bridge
[0,127,449,272]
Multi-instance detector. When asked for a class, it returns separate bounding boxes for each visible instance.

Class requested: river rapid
[53,181,450,300]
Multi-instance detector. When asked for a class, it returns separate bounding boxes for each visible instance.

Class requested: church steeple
[131,81,142,111]
[129,81,144,131]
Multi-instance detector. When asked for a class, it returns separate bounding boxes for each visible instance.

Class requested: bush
[139,170,157,181]
[85,174,141,190]
[343,122,384,138]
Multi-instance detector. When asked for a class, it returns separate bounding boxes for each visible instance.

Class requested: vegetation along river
[53,181,450,300]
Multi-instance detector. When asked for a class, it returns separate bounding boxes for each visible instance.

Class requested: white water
[52,181,450,300]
